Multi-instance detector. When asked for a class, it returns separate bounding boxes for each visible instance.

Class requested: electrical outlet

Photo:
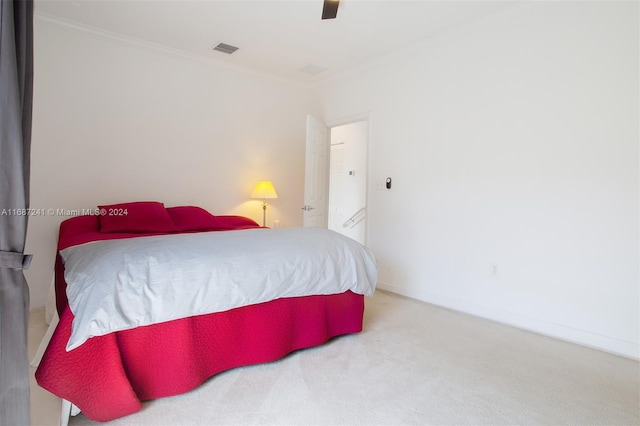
[491,263,499,277]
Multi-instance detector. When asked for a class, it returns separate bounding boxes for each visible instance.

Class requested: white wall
[26,17,319,308]
[318,2,639,358]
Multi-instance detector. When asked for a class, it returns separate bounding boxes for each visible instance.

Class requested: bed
[35,202,377,422]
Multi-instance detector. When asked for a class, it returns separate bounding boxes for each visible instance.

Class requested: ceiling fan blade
[321,0,339,20]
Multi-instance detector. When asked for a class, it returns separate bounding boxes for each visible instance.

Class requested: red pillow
[215,215,260,229]
[166,206,220,232]
[98,201,177,233]
[60,214,100,236]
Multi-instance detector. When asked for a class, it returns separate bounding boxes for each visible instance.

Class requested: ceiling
[35,0,519,84]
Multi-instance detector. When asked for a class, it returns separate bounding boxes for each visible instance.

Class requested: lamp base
[262,202,267,227]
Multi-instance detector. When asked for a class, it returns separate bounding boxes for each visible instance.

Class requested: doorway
[327,120,368,245]
[303,115,369,245]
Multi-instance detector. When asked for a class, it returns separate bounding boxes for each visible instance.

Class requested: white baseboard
[376,281,639,360]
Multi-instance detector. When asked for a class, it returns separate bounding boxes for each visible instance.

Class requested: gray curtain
[0,0,34,424]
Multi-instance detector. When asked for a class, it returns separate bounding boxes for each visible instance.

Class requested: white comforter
[60,227,378,351]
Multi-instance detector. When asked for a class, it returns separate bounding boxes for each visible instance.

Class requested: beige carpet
[30,290,639,425]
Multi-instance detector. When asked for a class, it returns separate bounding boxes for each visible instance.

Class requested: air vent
[212,43,239,55]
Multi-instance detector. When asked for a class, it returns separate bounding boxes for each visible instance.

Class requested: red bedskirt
[36,291,364,422]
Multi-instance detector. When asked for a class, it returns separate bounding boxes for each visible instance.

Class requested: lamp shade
[251,181,278,199]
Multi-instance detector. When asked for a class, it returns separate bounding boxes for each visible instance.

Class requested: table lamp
[251,181,278,227]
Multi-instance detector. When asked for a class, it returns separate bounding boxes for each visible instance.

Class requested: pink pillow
[98,201,177,233]
[166,206,220,232]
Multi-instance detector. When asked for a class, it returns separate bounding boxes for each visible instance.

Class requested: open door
[303,115,329,227]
